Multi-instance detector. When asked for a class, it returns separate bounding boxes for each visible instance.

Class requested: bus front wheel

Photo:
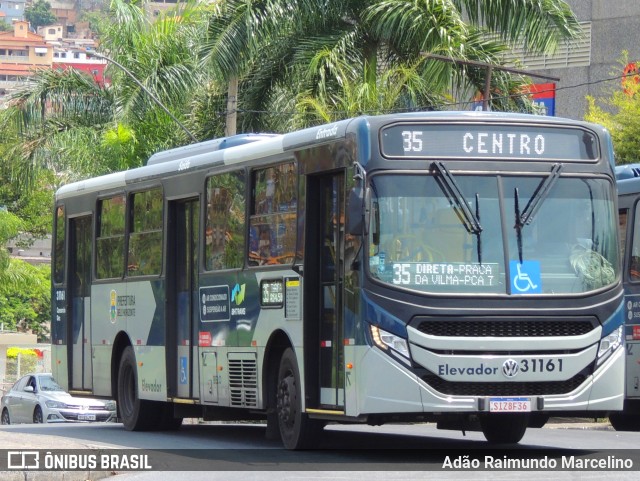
[276,348,322,449]
[117,346,155,431]
[479,413,529,443]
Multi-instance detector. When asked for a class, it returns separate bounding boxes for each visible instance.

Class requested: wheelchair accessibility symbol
[510,260,542,294]
[179,356,188,384]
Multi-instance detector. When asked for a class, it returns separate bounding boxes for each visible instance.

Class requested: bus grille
[228,354,258,408]
[414,318,596,337]
[420,372,587,396]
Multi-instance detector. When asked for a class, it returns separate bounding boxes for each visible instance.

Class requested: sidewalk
[546,417,613,431]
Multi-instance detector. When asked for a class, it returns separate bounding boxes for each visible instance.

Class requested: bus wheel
[609,411,640,431]
[117,346,155,431]
[276,347,322,449]
[479,413,529,443]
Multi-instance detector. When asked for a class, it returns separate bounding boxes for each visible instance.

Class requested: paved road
[0,418,633,481]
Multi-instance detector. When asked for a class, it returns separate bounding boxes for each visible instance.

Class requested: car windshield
[39,376,65,392]
[367,172,619,295]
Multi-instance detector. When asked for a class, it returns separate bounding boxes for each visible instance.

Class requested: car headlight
[45,400,68,409]
[104,400,116,411]
[597,325,623,366]
[370,325,410,360]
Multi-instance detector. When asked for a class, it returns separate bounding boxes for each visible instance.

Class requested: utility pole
[225,76,238,137]
[423,54,560,111]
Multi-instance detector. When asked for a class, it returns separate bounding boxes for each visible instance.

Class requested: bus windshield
[367,172,619,295]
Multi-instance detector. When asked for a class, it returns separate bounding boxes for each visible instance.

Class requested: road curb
[0,470,116,481]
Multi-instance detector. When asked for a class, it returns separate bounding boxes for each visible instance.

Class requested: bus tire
[117,346,155,431]
[479,413,529,443]
[609,411,640,431]
[276,347,322,449]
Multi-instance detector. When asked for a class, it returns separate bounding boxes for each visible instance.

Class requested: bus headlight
[370,325,410,360]
[596,326,623,366]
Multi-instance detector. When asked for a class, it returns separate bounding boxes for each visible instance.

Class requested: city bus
[51,111,624,448]
[612,163,640,430]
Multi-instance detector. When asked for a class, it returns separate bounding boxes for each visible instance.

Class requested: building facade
[0,0,25,26]
[520,0,640,120]
[0,20,52,91]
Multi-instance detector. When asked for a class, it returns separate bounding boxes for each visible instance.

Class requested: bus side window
[249,163,297,266]
[128,188,162,277]
[205,171,246,270]
[96,195,126,279]
[53,205,65,284]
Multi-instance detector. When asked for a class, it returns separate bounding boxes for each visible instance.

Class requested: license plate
[489,397,531,413]
[78,414,96,421]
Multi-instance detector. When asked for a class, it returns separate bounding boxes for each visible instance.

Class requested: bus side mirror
[347,186,364,236]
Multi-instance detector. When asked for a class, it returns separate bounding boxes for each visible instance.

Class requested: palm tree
[201,0,581,131]
[97,0,206,150]
[0,68,116,191]
[0,0,208,190]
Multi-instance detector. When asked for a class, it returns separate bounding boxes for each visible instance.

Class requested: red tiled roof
[0,32,47,44]
[0,63,50,75]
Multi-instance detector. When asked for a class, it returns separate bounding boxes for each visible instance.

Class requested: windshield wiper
[514,163,563,263]
[432,162,483,264]
[432,162,483,235]
[518,163,563,227]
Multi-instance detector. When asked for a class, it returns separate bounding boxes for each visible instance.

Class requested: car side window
[27,377,36,392]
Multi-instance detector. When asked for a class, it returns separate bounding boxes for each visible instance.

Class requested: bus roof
[616,163,640,195]
[55,111,610,201]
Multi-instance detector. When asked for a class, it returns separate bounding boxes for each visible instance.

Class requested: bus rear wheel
[276,348,323,449]
[117,346,156,431]
[479,413,529,444]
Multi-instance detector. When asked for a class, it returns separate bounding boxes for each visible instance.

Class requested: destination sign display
[261,278,284,307]
[380,124,598,161]
[390,262,500,288]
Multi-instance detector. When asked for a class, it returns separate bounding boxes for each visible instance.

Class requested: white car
[1,373,116,424]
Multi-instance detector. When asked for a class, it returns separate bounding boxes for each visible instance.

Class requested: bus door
[167,198,199,399]
[620,199,640,400]
[68,215,92,391]
[306,172,346,409]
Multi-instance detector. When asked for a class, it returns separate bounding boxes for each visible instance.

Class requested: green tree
[25,0,57,30]
[585,54,640,165]
[0,0,208,191]
[0,210,49,340]
[97,0,206,151]
[200,0,582,133]
[0,261,50,341]
[0,67,116,190]
[0,210,22,275]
